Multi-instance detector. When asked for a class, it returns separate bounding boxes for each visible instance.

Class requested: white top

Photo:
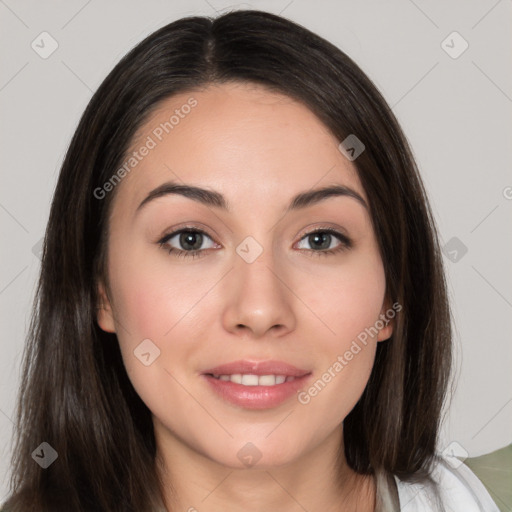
[394,457,501,511]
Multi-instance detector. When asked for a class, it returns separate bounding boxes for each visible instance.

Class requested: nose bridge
[221,235,296,337]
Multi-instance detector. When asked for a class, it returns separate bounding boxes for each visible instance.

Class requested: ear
[377,296,395,342]
[96,280,116,333]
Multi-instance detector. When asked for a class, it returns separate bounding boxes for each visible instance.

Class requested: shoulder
[394,455,501,511]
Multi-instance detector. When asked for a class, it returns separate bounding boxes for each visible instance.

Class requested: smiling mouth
[201,359,312,408]
[205,373,299,386]
[202,371,312,410]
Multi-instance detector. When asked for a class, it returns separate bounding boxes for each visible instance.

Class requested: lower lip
[202,374,312,410]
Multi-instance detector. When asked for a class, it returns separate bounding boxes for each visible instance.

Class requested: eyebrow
[136,180,368,215]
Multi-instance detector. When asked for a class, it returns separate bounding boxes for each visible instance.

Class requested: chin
[205,437,304,471]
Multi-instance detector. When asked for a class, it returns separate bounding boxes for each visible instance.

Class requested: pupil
[311,232,330,250]
[180,231,202,250]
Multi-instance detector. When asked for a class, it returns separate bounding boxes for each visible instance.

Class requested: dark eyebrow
[287,184,367,212]
[136,181,367,214]
[137,182,228,213]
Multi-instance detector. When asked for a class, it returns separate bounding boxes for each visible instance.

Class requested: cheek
[108,242,212,339]
[106,249,206,416]
[106,243,222,386]
[291,252,385,416]
[296,253,386,347]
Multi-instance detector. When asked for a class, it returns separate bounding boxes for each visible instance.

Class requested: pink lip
[201,360,312,410]
[202,359,310,377]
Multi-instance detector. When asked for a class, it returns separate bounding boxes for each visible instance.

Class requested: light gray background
[1,0,511,501]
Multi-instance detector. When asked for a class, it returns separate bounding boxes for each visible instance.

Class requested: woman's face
[97,81,393,469]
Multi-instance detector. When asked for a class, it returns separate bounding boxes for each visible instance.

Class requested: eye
[158,228,219,259]
[157,226,352,260]
[295,227,352,256]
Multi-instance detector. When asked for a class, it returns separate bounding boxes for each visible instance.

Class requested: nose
[221,244,297,339]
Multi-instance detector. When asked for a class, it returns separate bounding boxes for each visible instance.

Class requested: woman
[2,9,500,512]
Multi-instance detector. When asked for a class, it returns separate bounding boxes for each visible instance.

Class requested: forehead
[112,81,366,215]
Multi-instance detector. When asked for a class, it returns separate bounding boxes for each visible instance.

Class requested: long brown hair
[3,9,452,511]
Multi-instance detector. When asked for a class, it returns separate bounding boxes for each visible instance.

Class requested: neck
[154,422,376,512]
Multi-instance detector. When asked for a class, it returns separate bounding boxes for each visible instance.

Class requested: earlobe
[96,281,116,333]
[377,299,395,342]
[377,321,393,342]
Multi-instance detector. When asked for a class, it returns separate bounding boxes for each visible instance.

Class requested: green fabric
[465,444,512,512]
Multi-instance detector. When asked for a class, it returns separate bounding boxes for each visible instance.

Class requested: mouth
[206,373,299,386]
[201,360,312,409]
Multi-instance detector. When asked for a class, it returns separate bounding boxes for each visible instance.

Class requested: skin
[97,81,394,512]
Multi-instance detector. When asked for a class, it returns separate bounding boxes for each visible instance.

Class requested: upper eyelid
[296,226,349,239]
[159,226,213,242]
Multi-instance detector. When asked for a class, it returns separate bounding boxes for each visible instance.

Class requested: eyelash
[157,225,352,260]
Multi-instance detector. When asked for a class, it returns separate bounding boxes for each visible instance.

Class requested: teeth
[258,375,277,386]
[211,373,295,386]
[230,373,242,384]
[242,374,259,386]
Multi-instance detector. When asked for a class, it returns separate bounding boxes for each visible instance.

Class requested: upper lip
[202,360,311,377]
